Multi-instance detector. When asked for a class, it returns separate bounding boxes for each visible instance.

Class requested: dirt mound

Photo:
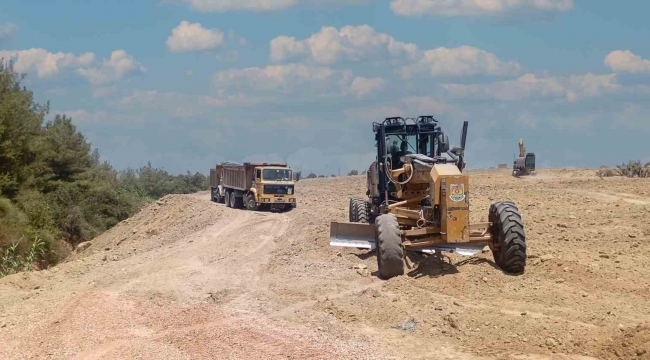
[595,323,650,359]
[66,192,224,262]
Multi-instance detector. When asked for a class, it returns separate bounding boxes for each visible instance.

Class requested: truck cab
[211,162,297,211]
[251,165,296,210]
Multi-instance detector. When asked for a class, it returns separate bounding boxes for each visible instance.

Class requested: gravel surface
[1,168,649,359]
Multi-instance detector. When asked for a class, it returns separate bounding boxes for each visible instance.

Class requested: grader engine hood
[430,164,470,243]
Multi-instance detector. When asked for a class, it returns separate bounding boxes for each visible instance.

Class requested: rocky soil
[1,168,650,359]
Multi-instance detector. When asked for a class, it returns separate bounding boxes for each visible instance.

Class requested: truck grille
[264,185,293,195]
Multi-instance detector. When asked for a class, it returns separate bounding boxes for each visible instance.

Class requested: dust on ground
[1,169,650,359]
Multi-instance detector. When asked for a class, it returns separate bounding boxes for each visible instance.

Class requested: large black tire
[245,193,257,211]
[375,214,404,280]
[489,201,527,274]
[349,197,370,223]
[225,191,231,208]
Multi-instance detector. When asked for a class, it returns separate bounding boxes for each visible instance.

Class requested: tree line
[304,169,366,179]
[0,62,207,277]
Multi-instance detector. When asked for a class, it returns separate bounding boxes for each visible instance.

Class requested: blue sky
[1,0,649,175]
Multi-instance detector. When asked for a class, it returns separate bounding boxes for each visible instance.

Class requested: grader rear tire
[489,201,527,274]
[375,214,404,280]
[349,198,357,222]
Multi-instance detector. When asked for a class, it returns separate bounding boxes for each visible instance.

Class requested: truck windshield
[263,169,292,181]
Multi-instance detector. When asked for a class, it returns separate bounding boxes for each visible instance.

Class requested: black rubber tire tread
[349,197,370,224]
[349,197,357,222]
[233,194,243,209]
[225,191,231,208]
[356,199,369,224]
[246,194,256,210]
[489,201,527,274]
[375,214,404,280]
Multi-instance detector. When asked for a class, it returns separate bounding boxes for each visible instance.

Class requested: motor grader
[329,116,527,279]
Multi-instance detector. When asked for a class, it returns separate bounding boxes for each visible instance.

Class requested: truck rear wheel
[489,201,527,274]
[229,192,236,208]
[225,191,231,208]
[375,214,404,280]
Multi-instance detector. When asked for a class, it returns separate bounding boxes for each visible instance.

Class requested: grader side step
[329,222,485,256]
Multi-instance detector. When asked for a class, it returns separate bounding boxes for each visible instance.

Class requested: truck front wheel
[245,194,257,210]
[225,191,232,208]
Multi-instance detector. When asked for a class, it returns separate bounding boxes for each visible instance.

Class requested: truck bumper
[257,195,296,206]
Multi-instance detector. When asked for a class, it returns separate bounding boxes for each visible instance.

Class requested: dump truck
[329,116,527,279]
[210,162,296,211]
[512,138,536,177]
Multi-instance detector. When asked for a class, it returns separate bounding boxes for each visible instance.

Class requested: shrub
[596,161,650,178]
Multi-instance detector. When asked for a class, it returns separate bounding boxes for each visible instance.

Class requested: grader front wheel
[375,214,405,280]
[489,201,527,274]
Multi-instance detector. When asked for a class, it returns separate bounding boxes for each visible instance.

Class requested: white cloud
[117,89,254,116]
[214,64,351,92]
[92,86,117,98]
[604,50,650,74]
[442,73,620,102]
[345,96,461,123]
[270,25,418,65]
[166,21,224,53]
[50,109,110,124]
[77,50,146,85]
[0,48,95,78]
[214,64,387,99]
[344,77,387,98]
[390,0,574,17]
[398,45,521,78]
[228,30,248,47]
[0,23,18,39]
[181,0,298,12]
[270,26,518,79]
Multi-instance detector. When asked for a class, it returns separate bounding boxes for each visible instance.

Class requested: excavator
[512,138,535,177]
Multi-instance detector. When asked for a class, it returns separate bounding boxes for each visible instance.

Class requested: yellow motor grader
[330,116,527,279]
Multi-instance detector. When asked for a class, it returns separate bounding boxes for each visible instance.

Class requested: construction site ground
[1,168,650,360]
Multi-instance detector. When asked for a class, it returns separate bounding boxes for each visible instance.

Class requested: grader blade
[329,222,376,249]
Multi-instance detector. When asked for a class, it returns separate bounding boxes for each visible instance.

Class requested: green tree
[31,115,92,193]
[0,61,48,199]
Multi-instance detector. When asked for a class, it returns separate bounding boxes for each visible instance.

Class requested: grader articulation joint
[329,116,527,279]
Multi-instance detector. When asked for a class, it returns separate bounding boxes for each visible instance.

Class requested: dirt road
[1,169,650,359]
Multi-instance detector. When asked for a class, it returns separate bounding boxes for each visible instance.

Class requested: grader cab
[329,116,527,279]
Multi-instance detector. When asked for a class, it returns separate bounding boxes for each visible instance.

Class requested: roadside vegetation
[597,161,650,178]
[0,62,207,277]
